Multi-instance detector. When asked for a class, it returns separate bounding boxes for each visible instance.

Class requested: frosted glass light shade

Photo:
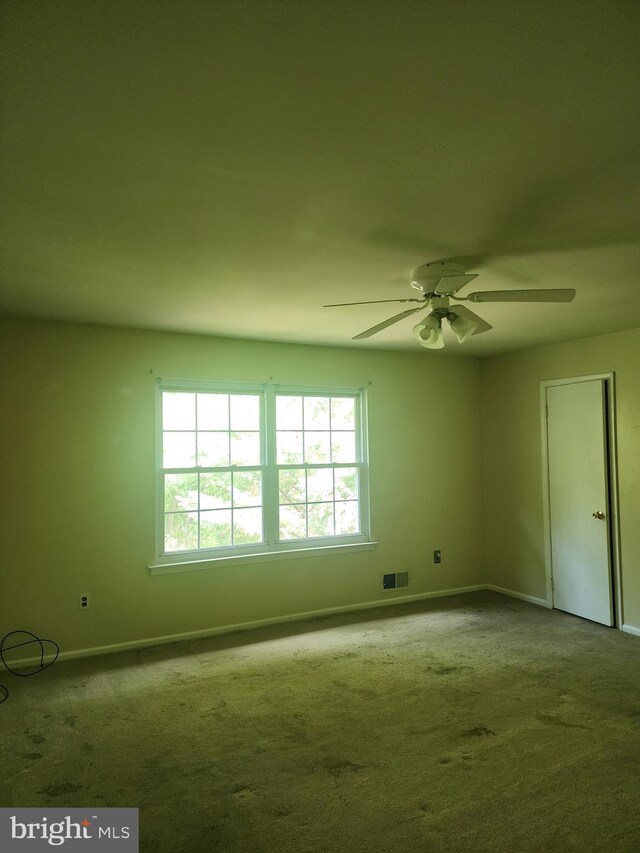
[449,312,478,343]
[412,314,444,349]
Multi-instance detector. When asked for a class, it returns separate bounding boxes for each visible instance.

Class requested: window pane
[230,395,260,430]
[277,431,303,464]
[304,396,330,429]
[197,394,228,430]
[279,504,306,540]
[335,501,359,535]
[200,472,231,509]
[230,432,260,465]
[164,474,198,512]
[304,431,331,463]
[165,512,198,552]
[233,507,263,544]
[331,431,356,463]
[308,502,334,537]
[331,397,355,430]
[163,393,195,430]
[232,471,262,507]
[279,469,305,504]
[276,395,302,430]
[307,468,333,502]
[163,432,196,468]
[160,386,366,555]
[334,467,358,501]
[197,432,229,467]
[200,510,232,548]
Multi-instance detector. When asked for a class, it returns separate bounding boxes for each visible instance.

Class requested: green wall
[481,328,640,628]
[0,316,483,655]
[5,315,639,656]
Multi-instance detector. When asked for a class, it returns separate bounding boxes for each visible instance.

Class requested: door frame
[540,373,623,628]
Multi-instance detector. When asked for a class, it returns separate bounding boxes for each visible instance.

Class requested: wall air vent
[382,571,409,591]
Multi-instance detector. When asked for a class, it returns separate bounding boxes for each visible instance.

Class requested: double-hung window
[155,380,370,567]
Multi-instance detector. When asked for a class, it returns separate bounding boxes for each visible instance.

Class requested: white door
[546,379,613,626]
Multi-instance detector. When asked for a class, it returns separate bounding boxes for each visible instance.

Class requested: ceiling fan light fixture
[448,311,479,343]
[412,314,444,349]
[325,258,574,347]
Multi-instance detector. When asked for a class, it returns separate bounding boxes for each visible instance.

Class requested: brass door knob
[592,511,605,519]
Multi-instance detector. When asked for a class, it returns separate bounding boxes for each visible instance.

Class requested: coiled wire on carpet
[0,630,60,704]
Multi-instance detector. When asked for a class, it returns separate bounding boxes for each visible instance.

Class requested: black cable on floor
[0,631,60,704]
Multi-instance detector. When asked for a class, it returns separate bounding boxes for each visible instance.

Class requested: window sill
[148,541,378,576]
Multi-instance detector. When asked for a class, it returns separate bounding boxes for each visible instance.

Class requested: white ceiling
[1,0,639,356]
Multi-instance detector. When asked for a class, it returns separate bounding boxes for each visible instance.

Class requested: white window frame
[150,379,373,574]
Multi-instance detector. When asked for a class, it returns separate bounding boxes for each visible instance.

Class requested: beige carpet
[2,591,640,852]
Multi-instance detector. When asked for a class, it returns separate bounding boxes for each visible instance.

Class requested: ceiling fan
[324,261,576,349]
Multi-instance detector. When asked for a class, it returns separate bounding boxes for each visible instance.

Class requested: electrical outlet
[79,593,91,610]
[433,550,441,564]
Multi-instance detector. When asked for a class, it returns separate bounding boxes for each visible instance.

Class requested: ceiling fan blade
[353,307,424,340]
[465,288,576,303]
[434,274,478,295]
[324,298,422,307]
[449,305,493,334]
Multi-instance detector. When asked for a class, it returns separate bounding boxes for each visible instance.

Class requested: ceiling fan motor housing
[411,262,466,288]
[427,296,450,312]
[411,263,478,296]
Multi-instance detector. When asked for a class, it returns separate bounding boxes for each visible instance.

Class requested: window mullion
[195,395,200,549]
[264,388,279,546]
[356,390,368,538]
[156,384,165,559]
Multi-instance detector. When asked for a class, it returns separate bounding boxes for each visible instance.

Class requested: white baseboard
[8,584,487,667]
[484,584,551,609]
[622,623,640,637]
